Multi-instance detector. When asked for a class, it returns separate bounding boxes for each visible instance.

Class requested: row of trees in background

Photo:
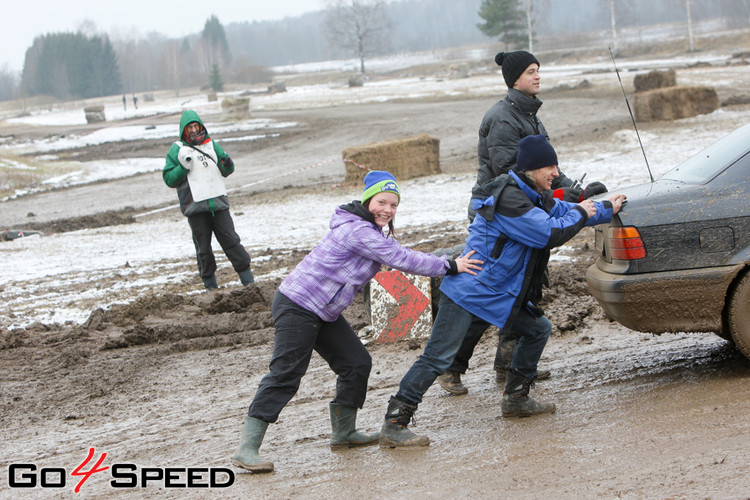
[478,0,750,54]
[21,33,122,100]
[1,0,749,103]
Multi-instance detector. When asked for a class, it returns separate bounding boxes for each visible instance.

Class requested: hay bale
[722,94,750,106]
[342,134,441,184]
[84,105,106,123]
[348,74,365,87]
[448,63,470,80]
[633,69,677,92]
[634,86,719,122]
[221,97,250,121]
[268,81,287,93]
[207,92,218,102]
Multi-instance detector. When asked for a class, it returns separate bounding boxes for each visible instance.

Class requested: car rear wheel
[728,270,750,359]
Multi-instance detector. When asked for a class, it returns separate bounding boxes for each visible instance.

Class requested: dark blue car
[586,123,750,359]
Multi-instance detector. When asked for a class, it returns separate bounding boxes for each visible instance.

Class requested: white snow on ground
[1,49,749,328]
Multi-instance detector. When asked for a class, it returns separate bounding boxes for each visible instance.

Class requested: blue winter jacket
[441,170,613,330]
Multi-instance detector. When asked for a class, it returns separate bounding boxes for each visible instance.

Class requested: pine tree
[477,0,526,50]
[21,32,121,100]
[202,15,231,71]
[209,63,224,92]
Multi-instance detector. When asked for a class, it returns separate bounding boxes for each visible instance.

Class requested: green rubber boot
[238,267,255,285]
[203,274,218,290]
[231,417,274,473]
[329,403,379,449]
[379,396,430,448]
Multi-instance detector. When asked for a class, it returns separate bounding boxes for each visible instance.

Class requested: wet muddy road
[3,310,748,498]
[231,325,750,498]
[2,52,750,498]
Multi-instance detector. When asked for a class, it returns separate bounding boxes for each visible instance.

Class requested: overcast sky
[2,0,323,73]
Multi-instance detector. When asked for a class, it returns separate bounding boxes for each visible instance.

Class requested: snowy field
[1,48,750,328]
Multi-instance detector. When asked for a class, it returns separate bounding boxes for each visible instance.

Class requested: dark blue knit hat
[516,135,558,171]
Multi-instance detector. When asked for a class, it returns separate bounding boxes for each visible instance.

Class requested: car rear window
[660,122,750,184]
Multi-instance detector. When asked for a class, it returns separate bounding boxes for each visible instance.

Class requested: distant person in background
[162,110,255,290]
[122,95,127,111]
[132,94,138,109]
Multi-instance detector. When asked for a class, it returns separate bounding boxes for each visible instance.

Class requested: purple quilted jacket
[278,202,451,322]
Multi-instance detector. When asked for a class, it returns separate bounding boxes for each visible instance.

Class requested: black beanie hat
[495,50,540,89]
[516,134,558,172]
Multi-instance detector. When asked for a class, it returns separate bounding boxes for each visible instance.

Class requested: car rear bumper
[586,263,744,334]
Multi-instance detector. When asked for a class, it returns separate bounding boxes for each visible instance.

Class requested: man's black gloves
[553,182,608,202]
[552,186,584,203]
[582,181,608,200]
[221,156,234,170]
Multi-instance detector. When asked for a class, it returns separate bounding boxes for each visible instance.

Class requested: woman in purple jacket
[232,171,482,473]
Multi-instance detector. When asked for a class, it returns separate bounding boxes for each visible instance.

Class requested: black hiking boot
[495,367,551,384]
[437,370,468,395]
[501,371,556,418]
[379,396,430,448]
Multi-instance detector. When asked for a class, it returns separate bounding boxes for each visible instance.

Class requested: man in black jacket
[472,50,600,214]
[439,50,607,396]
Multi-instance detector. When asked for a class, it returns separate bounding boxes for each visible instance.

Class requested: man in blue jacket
[380,135,626,447]
[440,50,609,396]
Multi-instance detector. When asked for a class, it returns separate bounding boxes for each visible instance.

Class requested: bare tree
[324,0,390,73]
[519,0,549,53]
[522,0,534,52]
[685,0,695,51]
[718,0,750,28]
[0,64,18,102]
[610,0,618,54]
[607,0,634,55]
[667,0,696,51]
[161,40,183,96]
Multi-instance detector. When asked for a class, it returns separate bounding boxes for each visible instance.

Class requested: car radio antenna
[609,46,655,183]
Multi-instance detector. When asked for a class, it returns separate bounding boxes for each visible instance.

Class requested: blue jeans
[396,295,481,406]
[506,308,552,380]
[396,296,552,406]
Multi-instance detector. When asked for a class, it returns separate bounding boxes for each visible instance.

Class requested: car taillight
[608,226,646,260]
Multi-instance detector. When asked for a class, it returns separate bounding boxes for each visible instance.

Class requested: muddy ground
[2,43,750,498]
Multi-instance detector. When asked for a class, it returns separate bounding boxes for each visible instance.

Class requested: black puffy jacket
[470,89,572,219]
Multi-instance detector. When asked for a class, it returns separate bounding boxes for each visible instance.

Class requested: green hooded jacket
[163,110,234,216]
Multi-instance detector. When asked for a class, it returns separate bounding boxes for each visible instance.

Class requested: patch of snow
[2,48,750,328]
